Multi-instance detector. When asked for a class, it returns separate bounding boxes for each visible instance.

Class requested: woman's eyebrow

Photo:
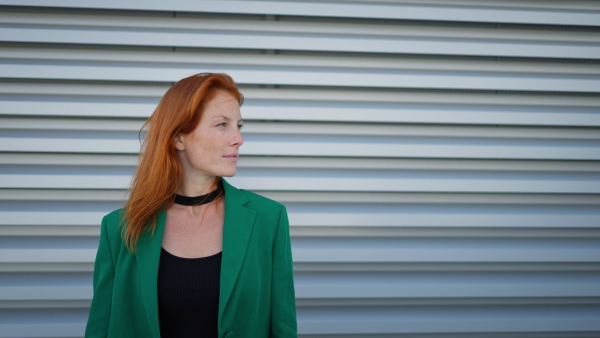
[212,115,243,123]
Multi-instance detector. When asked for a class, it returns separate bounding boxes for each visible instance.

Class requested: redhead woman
[85,73,297,338]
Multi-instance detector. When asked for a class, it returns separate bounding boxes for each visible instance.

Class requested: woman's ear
[174,133,185,151]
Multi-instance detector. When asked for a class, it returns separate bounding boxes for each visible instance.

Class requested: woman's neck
[177,176,218,197]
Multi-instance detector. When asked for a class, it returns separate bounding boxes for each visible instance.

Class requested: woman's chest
[162,206,224,258]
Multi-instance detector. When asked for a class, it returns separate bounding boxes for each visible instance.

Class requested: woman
[85,73,297,338]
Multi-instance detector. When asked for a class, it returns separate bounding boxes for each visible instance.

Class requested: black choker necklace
[174,187,221,206]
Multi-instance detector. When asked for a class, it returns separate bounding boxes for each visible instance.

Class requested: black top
[157,248,222,338]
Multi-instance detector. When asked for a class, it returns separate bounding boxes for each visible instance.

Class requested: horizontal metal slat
[1,261,598,275]
[0,306,598,337]
[2,224,599,241]
[3,97,600,127]
[1,207,598,228]
[294,278,600,299]
[2,12,600,46]
[6,246,597,264]
[294,261,600,274]
[1,61,599,92]
[0,99,155,118]
[296,308,600,335]
[0,286,89,301]
[2,236,599,263]
[1,0,599,26]
[4,81,600,107]
[3,297,598,311]
[295,297,600,309]
[292,245,600,264]
[8,26,597,59]
[2,140,598,160]
[3,153,600,173]
[3,189,600,206]
[288,211,600,228]
[0,262,93,273]
[2,171,600,193]
[0,324,84,338]
[0,299,90,310]
[1,277,597,302]
[4,117,600,140]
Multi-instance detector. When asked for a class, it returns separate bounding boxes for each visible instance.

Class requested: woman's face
[175,90,244,181]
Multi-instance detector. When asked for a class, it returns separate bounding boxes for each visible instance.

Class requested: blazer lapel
[219,179,256,320]
[135,210,166,338]
[132,179,255,335]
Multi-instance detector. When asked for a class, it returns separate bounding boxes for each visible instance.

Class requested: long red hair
[123,73,244,251]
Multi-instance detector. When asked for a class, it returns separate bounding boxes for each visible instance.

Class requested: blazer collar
[135,209,166,338]
[219,178,257,320]
[134,178,256,338]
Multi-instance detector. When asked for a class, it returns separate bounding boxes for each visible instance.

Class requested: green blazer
[85,179,297,338]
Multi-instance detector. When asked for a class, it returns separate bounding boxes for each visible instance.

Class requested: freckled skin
[165,90,244,258]
[174,90,244,195]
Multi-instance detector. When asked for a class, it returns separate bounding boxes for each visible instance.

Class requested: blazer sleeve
[270,205,298,338]
[85,215,115,338]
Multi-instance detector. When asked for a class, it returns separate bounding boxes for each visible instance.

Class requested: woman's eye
[238,124,243,130]
[216,122,226,127]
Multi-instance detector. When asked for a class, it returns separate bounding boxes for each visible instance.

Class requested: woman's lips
[223,154,238,161]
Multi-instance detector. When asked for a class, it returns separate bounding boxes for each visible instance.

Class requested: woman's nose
[232,129,244,147]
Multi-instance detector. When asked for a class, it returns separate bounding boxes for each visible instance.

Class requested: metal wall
[1,1,599,337]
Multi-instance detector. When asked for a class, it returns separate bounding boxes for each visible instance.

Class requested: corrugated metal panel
[0,1,599,337]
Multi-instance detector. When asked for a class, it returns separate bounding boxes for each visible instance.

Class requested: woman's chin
[220,169,237,177]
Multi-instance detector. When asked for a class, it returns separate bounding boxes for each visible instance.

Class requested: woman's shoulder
[239,189,285,211]
[103,208,126,225]
[99,208,127,238]
[223,179,285,212]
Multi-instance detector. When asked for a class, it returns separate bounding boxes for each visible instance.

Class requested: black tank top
[157,248,221,338]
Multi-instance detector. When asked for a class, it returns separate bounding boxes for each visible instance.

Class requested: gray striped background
[0,1,599,337]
